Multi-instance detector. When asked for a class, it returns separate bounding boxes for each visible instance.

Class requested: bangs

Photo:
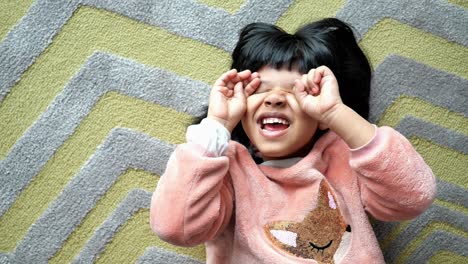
[231,23,333,74]
[241,34,304,72]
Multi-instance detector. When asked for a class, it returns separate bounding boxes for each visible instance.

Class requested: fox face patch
[265,181,351,264]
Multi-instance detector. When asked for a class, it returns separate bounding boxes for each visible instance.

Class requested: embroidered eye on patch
[264,181,351,264]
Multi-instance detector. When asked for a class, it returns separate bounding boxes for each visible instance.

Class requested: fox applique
[265,180,351,264]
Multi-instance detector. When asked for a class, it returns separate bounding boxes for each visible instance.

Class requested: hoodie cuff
[186,118,231,157]
[349,124,379,153]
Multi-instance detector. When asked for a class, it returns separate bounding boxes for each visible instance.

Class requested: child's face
[241,67,318,160]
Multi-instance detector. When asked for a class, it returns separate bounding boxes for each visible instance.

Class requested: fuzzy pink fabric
[150,127,436,264]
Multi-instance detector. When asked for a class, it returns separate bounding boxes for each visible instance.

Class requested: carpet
[0,0,466,263]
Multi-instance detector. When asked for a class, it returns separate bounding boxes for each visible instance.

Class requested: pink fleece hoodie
[150,127,436,264]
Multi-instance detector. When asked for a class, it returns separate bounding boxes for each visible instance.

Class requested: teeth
[262,117,289,125]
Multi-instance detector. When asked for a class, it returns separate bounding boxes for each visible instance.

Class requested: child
[150,18,436,264]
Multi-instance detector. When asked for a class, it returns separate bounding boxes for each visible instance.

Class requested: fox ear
[327,190,337,209]
[269,230,298,247]
[318,180,338,210]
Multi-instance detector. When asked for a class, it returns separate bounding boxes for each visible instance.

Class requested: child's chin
[257,148,292,161]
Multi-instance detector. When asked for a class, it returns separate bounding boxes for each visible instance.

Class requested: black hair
[228,18,371,162]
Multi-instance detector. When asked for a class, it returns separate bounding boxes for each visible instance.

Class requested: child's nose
[264,92,286,107]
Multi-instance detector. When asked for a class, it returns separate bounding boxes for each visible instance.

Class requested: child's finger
[301,74,311,94]
[314,67,323,84]
[233,82,244,99]
[242,71,258,87]
[226,81,235,90]
[227,70,242,90]
[214,85,230,97]
[307,69,320,95]
[294,79,314,110]
[215,69,237,86]
[237,69,252,81]
[229,69,243,84]
[243,71,258,85]
[223,69,239,84]
[315,66,334,81]
[237,70,252,88]
[244,77,261,96]
[293,79,306,97]
[250,72,260,80]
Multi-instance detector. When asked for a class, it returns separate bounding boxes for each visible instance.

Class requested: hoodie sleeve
[350,126,437,221]
[150,143,234,246]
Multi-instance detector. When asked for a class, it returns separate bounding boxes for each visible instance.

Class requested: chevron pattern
[0,0,466,263]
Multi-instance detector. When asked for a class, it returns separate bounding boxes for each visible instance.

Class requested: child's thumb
[233,82,244,98]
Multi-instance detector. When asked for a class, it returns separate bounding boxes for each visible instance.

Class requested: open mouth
[260,117,290,131]
[257,114,291,138]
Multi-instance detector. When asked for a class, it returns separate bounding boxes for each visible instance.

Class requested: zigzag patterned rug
[0,0,466,263]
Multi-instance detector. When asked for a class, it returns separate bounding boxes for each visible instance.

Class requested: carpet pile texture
[0,0,466,263]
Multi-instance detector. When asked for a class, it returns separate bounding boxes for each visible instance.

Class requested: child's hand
[208,69,261,132]
[293,66,343,130]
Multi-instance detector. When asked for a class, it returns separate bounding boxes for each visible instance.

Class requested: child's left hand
[293,66,343,130]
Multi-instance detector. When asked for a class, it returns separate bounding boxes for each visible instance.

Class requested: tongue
[264,123,288,131]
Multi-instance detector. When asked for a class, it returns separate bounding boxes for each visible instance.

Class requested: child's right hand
[208,69,261,132]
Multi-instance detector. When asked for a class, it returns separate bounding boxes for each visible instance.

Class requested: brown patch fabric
[265,181,350,264]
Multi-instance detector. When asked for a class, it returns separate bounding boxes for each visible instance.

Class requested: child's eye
[254,87,293,95]
[254,87,268,94]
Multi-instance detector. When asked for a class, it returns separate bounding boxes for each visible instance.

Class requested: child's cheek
[246,94,266,109]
